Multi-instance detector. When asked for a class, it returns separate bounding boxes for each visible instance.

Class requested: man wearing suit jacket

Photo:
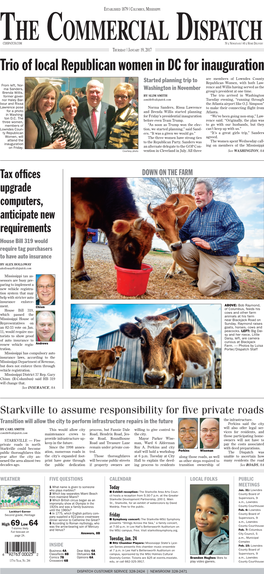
[76,80,115,149]
[78,87,87,104]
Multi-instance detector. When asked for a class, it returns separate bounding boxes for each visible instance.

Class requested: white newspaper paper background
[0,2,263,573]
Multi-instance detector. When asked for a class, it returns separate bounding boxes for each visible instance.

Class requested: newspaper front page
[0,2,263,574]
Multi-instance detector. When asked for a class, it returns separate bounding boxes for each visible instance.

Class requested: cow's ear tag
[112,220,131,235]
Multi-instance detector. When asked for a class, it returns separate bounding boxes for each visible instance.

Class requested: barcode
[5,541,36,554]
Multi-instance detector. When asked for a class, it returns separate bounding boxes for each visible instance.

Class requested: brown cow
[72,178,155,281]
[120,310,215,389]
[147,193,196,278]
[202,353,221,389]
[76,346,126,387]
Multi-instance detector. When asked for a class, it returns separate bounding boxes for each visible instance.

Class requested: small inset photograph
[36,274,55,306]
[71,303,221,389]
[36,310,55,342]
[0,485,40,509]
[178,418,198,449]
[190,484,229,555]
[71,177,264,301]
[25,76,138,149]
[200,418,220,449]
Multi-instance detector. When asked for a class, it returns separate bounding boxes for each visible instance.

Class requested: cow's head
[109,218,155,269]
[147,194,193,252]
[120,311,194,388]
[209,335,216,351]
[111,345,126,360]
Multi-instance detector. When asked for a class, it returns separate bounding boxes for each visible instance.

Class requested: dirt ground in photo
[71,243,264,300]
[71,374,152,389]
[71,362,219,390]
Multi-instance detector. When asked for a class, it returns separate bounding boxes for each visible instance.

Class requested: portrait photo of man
[36,275,55,306]
[178,418,198,449]
[36,311,55,342]
[200,418,220,449]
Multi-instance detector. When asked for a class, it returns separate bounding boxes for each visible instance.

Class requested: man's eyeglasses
[37,285,55,289]
[179,428,197,436]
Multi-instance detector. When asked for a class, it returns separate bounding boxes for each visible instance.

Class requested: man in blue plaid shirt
[176,180,244,296]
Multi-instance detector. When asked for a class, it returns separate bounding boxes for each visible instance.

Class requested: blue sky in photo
[71,303,221,357]
[128,177,264,257]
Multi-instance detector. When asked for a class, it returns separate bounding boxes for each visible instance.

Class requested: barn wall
[97,327,143,384]
[97,306,207,388]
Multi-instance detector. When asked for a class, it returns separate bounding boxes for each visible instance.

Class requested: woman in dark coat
[25,83,66,149]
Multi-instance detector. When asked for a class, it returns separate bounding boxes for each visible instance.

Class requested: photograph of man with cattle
[71,177,264,300]
[71,303,221,390]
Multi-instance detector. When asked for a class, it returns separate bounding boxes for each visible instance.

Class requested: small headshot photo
[36,275,55,306]
[190,485,229,555]
[200,418,220,449]
[36,311,55,342]
[178,418,198,449]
